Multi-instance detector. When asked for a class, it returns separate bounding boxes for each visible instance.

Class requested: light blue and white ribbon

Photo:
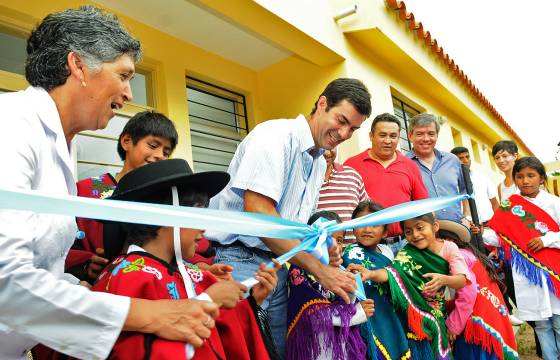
[0,188,469,286]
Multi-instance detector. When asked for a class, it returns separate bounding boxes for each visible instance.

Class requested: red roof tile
[386,0,532,155]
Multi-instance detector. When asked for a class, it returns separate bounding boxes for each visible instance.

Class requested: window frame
[186,76,249,172]
[392,95,421,152]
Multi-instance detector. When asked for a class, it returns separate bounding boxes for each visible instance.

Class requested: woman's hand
[87,248,109,280]
[360,299,375,318]
[126,298,220,348]
[205,280,247,308]
[251,260,281,305]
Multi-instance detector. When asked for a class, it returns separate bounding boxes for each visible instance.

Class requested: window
[0,29,26,75]
[75,114,130,180]
[130,70,154,107]
[451,127,462,147]
[187,77,248,172]
[471,139,481,163]
[392,95,420,152]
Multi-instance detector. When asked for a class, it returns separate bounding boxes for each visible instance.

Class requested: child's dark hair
[492,140,518,157]
[122,187,208,247]
[307,210,342,225]
[351,201,387,230]
[117,111,179,161]
[399,212,435,233]
[513,156,547,182]
[437,229,504,288]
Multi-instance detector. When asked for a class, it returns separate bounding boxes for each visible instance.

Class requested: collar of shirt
[127,244,145,253]
[407,148,444,169]
[27,86,76,185]
[28,87,67,143]
[360,148,405,166]
[293,114,325,159]
[408,147,443,160]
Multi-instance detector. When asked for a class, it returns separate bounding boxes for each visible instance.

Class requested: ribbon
[0,188,468,288]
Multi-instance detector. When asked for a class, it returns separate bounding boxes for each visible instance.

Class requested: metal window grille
[75,114,131,180]
[187,77,248,172]
[392,95,420,152]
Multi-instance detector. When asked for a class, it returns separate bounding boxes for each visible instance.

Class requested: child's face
[514,167,544,198]
[332,230,345,253]
[402,218,438,250]
[352,210,387,249]
[180,227,205,259]
[180,202,208,259]
[122,135,172,170]
[493,150,517,173]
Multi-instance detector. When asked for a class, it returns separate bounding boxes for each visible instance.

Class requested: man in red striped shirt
[316,147,369,242]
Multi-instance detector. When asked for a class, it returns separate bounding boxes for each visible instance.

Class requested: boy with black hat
[93,159,279,359]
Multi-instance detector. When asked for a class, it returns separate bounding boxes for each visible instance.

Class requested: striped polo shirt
[316,163,369,242]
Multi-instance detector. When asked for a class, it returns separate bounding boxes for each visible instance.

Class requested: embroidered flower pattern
[289,268,305,286]
[395,252,423,278]
[348,246,365,261]
[187,268,203,283]
[123,257,145,273]
[499,199,511,211]
[500,199,541,233]
[534,221,550,235]
[142,266,162,280]
[99,189,114,199]
[90,175,116,198]
[511,205,526,217]
[423,291,445,318]
[167,281,180,299]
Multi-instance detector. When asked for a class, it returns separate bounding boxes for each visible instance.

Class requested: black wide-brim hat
[108,158,230,202]
[103,159,229,260]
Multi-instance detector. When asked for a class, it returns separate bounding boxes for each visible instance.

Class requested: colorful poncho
[93,252,270,360]
[286,265,366,360]
[386,244,452,360]
[456,253,519,360]
[342,243,411,360]
[488,194,560,297]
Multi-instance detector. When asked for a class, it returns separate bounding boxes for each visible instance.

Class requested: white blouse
[0,87,129,359]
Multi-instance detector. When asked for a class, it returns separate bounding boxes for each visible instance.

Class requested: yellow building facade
[0,0,531,184]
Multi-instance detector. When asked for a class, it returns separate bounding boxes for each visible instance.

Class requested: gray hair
[408,113,440,134]
[25,5,141,91]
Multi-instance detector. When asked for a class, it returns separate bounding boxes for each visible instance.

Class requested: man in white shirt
[208,78,372,357]
[451,146,499,223]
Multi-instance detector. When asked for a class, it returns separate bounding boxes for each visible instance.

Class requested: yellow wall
[0,0,525,185]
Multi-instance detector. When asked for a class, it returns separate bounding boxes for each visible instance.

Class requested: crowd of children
[30,111,560,360]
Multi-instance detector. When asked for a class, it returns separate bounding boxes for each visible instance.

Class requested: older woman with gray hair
[0,6,217,360]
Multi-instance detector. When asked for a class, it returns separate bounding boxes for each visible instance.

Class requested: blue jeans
[534,314,560,360]
[214,243,288,359]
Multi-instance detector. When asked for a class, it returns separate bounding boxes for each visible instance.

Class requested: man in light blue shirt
[207,78,371,357]
[406,113,471,225]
